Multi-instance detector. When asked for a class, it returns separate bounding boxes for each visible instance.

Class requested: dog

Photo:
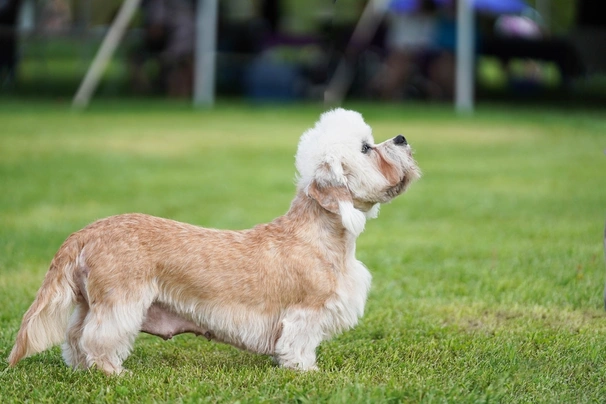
[8,108,420,374]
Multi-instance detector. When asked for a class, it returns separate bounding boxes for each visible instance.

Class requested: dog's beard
[380,148,420,200]
[382,165,419,201]
[385,180,406,199]
[355,178,407,206]
[383,176,410,200]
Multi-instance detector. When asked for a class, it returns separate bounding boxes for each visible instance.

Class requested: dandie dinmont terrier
[8,108,420,374]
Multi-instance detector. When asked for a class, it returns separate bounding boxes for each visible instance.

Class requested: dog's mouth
[382,162,421,201]
[354,177,409,208]
[384,177,408,199]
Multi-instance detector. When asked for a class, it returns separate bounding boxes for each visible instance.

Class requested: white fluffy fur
[338,201,367,236]
[297,109,399,235]
[296,109,373,188]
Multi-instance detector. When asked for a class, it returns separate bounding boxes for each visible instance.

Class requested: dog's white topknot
[295,108,373,188]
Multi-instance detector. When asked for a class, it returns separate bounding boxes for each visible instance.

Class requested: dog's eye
[361,143,372,154]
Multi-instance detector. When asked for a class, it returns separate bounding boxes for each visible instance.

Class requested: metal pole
[455,0,474,113]
[194,0,218,106]
[324,0,390,106]
[535,0,550,30]
[72,0,142,109]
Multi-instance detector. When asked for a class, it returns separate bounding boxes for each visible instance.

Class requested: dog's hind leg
[274,309,323,371]
[79,294,153,375]
[62,261,91,370]
[61,302,89,369]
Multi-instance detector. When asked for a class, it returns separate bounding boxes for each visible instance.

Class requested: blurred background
[0,0,604,105]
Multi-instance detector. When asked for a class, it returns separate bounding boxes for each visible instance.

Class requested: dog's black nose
[394,134,407,145]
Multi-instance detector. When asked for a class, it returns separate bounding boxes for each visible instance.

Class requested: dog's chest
[324,259,372,334]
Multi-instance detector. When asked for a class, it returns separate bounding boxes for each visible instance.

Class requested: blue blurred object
[389,0,527,14]
[470,0,527,14]
[389,0,419,13]
[244,55,302,102]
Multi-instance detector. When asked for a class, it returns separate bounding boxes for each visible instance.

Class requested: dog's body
[8,109,420,374]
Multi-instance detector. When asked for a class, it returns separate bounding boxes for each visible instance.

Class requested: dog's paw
[278,360,319,372]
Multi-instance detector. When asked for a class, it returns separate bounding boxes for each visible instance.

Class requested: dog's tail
[8,237,80,366]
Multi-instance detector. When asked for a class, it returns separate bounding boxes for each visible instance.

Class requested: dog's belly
[153,294,283,355]
[140,302,213,341]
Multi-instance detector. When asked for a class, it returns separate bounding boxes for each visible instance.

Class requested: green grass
[0,100,605,402]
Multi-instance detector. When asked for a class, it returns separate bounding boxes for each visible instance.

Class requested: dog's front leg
[274,309,323,371]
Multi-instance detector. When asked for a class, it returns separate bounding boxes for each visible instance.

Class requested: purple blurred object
[389,0,527,14]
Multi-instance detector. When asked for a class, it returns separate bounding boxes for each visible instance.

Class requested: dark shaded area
[0,0,21,88]
[1,0,606,105]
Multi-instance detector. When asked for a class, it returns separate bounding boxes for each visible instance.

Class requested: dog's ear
[307,180,347,215]
[306,161,366,236]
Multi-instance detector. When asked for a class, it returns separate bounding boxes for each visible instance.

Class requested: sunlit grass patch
[0,101,605,402]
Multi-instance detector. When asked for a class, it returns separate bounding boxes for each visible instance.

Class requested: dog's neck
[281,190,358,256]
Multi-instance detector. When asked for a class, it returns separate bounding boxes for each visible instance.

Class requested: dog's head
[295,108,421,236]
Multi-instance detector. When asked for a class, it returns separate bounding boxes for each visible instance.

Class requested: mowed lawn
[0,100,604,402]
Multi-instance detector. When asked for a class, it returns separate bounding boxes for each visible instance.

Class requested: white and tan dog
[8,108,420,374]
